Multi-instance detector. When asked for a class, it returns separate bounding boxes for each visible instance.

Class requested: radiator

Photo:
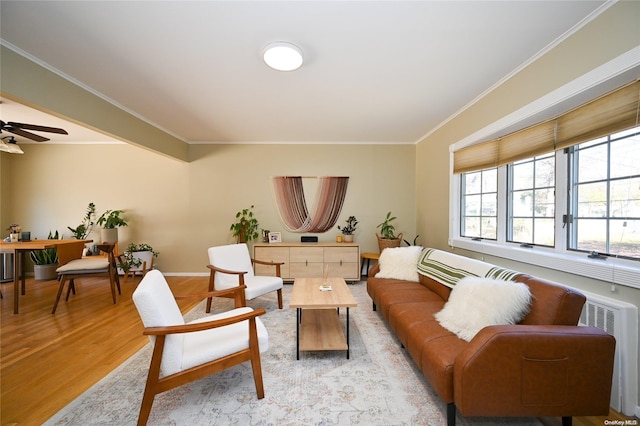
[578,290,638,416]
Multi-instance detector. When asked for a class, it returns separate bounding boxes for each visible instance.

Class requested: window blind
[453,80,640,174]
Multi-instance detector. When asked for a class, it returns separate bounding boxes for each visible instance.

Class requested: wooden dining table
[0,239,92,314]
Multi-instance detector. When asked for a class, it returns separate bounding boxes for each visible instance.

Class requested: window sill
[449,237,640,289]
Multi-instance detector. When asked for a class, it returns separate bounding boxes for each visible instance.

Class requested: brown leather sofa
[366,251,616,426]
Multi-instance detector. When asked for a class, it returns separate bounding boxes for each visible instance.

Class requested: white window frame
[448,47,640,289]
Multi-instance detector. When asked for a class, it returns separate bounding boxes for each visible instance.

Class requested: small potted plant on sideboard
[337,215,358,243]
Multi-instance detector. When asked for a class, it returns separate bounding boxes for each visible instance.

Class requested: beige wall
[1,142,415,273]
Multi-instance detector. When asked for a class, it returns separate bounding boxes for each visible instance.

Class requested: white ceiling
[0,0,608,145]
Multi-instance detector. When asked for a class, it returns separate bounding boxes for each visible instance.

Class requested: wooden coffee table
[289,277,358,359]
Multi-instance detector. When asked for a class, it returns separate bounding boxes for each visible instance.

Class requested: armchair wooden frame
[205,258,284,312]
[137,285,266,426]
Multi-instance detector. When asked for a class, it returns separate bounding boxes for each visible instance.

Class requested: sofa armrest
[453,325,615,418]
[369,263,380,277]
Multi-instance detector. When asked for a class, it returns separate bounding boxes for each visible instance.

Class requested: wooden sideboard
[253,242,360,282]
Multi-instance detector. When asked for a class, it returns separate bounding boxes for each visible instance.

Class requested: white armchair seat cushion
[244,276,283,300]
[181,307,269,373]
[215,275,283,300]
[57,258,110,273]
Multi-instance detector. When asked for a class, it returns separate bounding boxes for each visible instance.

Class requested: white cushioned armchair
[207,243,284,311]
[132,269,269,425]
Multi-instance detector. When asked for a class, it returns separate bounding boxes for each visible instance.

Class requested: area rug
[45,282,540,426]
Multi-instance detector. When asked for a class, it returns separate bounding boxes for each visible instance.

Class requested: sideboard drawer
[324,246,359,263]
[289,262,324,278]
[254,246,289,277]
[290,247,324,263]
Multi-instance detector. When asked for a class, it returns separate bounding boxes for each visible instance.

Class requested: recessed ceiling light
[263,42,303,71]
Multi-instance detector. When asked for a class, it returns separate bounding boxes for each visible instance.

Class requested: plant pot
[10,233,19,242]
[376,233,403,252]
[118,251,154,275]
[34,263,58,281]
[101,228,118,243]
[343,234,354,243]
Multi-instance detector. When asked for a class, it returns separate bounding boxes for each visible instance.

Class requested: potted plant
[30,230,59,280]
[97,209,128,243]
[7,223,21,242]
[230,205,260,243]
[337,216,358,243]
[118,242,158,278]
[68,202,96,239]
[376,211,403,252]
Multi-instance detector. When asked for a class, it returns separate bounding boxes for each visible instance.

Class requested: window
[460,168,497,239]
[450,78,640,288]
[508,153,555,247]
[568,127,640,259]
[453,126,639,288]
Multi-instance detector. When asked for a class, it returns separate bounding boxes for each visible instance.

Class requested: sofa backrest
[515,275,586,325]
[372,247,587,326]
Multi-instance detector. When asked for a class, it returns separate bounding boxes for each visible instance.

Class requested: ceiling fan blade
[5,127,50,142]
[7,122,68,135]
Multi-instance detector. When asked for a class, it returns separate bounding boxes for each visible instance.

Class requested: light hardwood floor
[1,274,205,425]
[1,275,635,425]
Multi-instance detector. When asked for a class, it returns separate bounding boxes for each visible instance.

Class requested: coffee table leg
[296,308,300,360]
[346,307,350,359]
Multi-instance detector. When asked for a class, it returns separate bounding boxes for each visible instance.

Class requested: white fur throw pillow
[376,246,423,282]
[434,277,532,342]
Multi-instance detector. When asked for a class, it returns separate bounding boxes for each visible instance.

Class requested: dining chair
[207,243,284,312]
[51,241,120,314]
[132,270,268,425]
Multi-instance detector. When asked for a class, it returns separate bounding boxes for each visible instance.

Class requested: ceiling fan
[0,120,68,142]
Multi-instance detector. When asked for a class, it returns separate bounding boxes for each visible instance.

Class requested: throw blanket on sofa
[417,248,522,288]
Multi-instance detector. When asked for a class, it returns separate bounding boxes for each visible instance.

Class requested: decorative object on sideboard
[230,205,260,243]
[97,209,128,243]
[268,231,282,243]
[337,215,358,243]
